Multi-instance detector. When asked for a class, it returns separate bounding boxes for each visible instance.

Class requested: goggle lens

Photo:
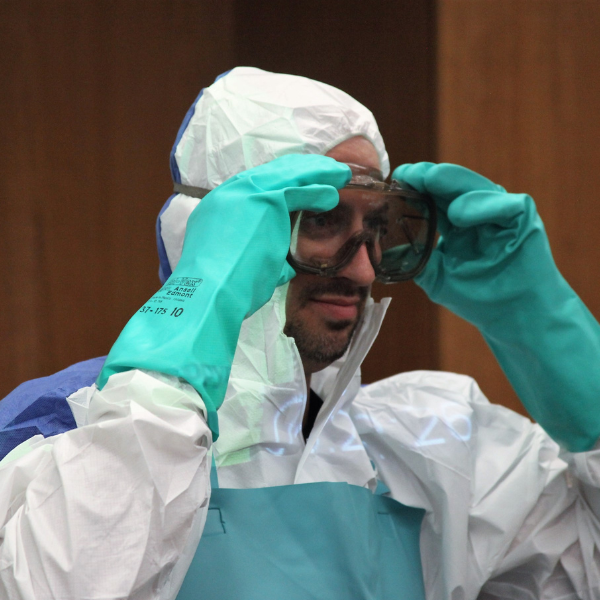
[288,164,436,283]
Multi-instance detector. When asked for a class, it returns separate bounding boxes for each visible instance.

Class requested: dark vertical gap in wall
[232,0,439,381]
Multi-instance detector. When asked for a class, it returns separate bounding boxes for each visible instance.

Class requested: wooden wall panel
[0,1,234,397]
[437,1,600,413]
[234,0,439,382]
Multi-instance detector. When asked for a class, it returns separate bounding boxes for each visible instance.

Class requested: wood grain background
[436,0,600,413]
[1,1,236,394]
[2,1,599,418]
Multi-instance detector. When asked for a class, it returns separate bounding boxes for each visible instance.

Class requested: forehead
[334,189,389,222]
[325,137,380,173]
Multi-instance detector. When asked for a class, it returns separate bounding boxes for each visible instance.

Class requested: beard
[284,314,360,365]
[284,277,369,366]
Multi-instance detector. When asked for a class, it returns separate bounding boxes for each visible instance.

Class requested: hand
[393,163,553,327]
[180,153,349,316]
[394,162,600,452]
[98,154,351,437]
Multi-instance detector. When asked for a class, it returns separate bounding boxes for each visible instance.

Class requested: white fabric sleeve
[352,371,600,600]
[0,369,212,600]
[469,399,600,599]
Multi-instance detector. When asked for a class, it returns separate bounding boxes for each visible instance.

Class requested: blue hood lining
[158,70,232,283]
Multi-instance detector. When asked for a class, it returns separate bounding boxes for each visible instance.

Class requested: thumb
[277,261,297,287]
[413,247,445,302]
[283,184,339,213]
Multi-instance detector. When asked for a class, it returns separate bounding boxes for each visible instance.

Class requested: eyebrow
[336,198,389,222]
[364,203,389,220]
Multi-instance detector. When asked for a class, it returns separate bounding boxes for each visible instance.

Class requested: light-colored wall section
[437,1,600,414]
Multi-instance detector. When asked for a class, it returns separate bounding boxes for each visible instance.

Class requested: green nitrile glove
[394,162,600,452]
[97,154,351,438]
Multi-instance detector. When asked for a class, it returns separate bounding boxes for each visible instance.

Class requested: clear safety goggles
[288,163,437,283]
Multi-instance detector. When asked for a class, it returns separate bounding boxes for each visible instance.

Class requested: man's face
[284,137,381,375]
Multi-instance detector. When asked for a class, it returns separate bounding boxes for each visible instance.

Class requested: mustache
[298,278,370,304]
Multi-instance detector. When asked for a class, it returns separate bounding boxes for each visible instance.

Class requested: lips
[310,296,360,320]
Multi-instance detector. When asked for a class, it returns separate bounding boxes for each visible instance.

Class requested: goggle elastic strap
[173,182,211,199]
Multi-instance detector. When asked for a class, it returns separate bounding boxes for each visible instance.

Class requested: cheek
[286,273,318,309]
[284,275,308,324]
[285,277,300,310]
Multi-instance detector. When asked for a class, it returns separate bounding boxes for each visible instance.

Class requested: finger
[393,163,455,228]
[414,246,444,300]
[392,163,437,194]
[447,191,528,228]
[277,262,297,287]
[435,210,454,239]
[283,183,339,213]
[239,154,352,191]
[424,164,505,200]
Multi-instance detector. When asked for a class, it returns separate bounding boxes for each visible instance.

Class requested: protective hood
[157,66,389,282]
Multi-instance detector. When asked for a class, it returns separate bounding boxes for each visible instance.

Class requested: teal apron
[177,463,426,600]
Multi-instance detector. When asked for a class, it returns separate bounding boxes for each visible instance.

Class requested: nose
[337,242,377,287]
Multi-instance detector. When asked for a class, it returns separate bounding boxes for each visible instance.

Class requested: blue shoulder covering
[0,356,106,461]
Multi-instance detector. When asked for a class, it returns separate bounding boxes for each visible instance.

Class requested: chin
[285,317,358,372]
[284,290,367,372]
[322,318,355,332]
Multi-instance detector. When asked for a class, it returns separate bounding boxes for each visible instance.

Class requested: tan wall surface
[437,1,600,413]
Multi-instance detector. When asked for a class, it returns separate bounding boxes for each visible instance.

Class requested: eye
[311,215,328,228]
[365,215,389,237]
[301,212,333,230]
[299,209,346,239]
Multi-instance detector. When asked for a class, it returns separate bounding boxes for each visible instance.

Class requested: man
[2,67,600,599]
